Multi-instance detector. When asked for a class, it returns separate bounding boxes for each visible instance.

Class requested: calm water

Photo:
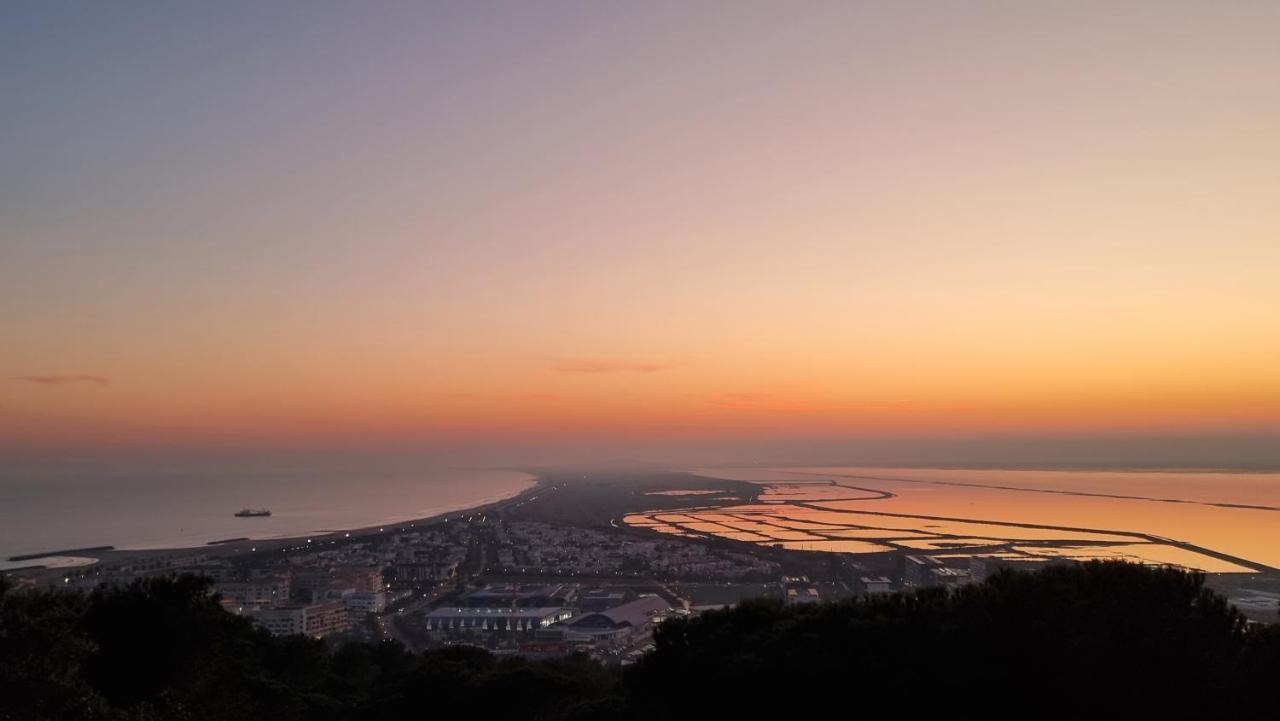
[688,467,1280,571]
[0,465,534,559]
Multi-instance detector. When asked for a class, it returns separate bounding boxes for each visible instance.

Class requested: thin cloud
[17,374,111,387]
[553,360,671,374]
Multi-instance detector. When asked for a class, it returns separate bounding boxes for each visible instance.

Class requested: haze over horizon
[4,1,1279,469]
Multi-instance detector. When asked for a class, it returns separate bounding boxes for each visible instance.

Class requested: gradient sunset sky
[3,2,1278,466]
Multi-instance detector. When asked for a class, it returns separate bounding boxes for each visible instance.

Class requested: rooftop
[426,606,569,619]
[567,595,670,629]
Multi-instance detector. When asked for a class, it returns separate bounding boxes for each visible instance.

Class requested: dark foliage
[2,562,1278,721]
[1,574,620,721]
[629,561,1280,720]
[0,575,103,720]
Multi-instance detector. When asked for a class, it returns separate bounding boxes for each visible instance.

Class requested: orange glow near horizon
[5,346,1278,449]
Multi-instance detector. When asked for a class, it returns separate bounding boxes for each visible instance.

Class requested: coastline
[14,466,1280,582]
[7,474,545,575]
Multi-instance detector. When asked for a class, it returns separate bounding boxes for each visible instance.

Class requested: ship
[234,508,271,518]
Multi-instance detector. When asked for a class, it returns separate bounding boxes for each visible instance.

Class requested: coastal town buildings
[214,574,289,609]
[861,576,894,595]
[781,576,821,605]
[558,595,671,644]
[928,567,973,588]
[423,606,575,632]
[501,522,780,580]
[248,600,352,638]
[463,583,577,607]
[579,588,631,611]
[903,555,946,587]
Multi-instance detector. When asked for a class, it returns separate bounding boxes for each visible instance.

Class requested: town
[14,470,1280,664]
[21,477,1088,664]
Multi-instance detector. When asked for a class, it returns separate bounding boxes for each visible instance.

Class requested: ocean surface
[0,465,535,560]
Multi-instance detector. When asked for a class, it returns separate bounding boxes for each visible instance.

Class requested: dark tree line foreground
[3,562,1279,721]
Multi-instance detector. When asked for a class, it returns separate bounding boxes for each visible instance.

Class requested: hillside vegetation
[2,562,1278,720]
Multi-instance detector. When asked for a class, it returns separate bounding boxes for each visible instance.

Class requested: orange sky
[3,2,1279,459]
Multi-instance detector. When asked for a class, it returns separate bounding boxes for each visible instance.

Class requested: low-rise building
[292,566,383,601]
[579,588,630,611]
[424,606,574,632]
[344,590,388,614]
[214,574,289,608]
[561,595,671,644]
[389,561,458,584]
[904,555,946,587]
[929,567,973,589]
[781,575,820,605]
[861,576,894,595]
[248,600,351,639]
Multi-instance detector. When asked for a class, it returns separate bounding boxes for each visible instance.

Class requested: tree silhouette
[2,562,1278,721]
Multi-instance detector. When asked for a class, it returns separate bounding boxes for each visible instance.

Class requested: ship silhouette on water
[234,508,271,518]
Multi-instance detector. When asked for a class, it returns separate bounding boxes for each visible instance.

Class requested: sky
[2,1,1279,468]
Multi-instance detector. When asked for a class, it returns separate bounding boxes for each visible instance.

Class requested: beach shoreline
[7,474,546,577]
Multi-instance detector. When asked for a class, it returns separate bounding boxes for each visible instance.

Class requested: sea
[0,462,535,560]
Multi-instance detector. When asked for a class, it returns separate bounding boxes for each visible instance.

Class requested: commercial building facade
[423,606,574,632]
